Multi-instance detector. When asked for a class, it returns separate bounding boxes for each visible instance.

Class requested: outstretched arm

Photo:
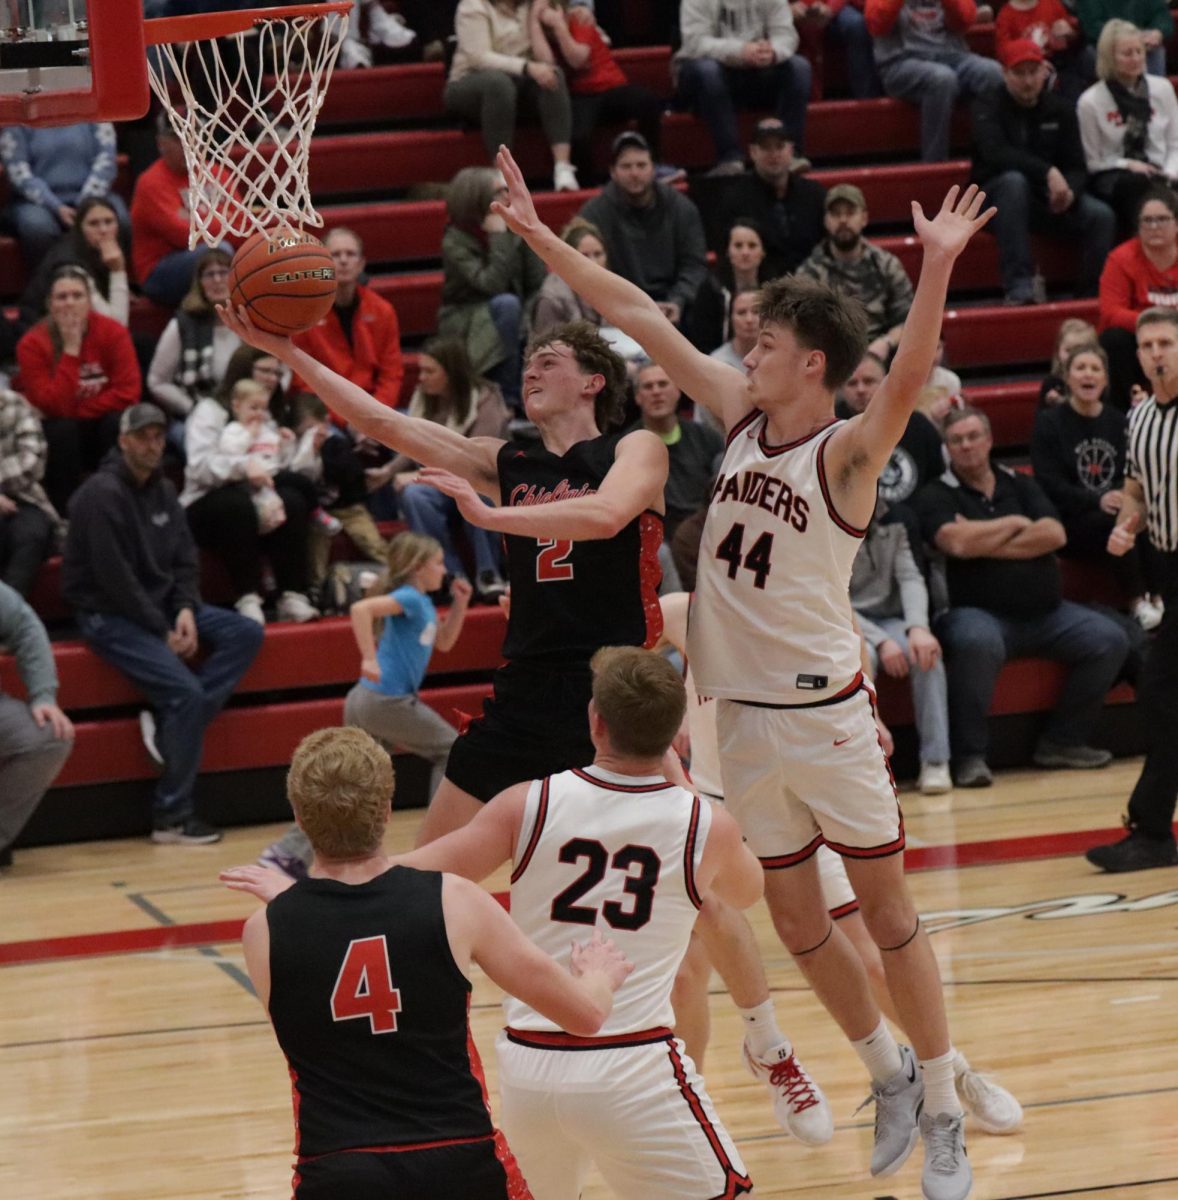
[217,304,504,496]
[824,187,995,520]
[418,428,667,540]
[492,146,752,432]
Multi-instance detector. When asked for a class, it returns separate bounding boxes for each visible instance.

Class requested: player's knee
[771,905,833,956]
[859,894,920,950]
[674,934,712,996]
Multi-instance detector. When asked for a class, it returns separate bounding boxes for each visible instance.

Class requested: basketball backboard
[0,0,148,125]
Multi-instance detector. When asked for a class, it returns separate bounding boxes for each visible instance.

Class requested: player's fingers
[973,204,998,231]
[962,186,986,219]
[955,183,979,216]
[939,184,960,215]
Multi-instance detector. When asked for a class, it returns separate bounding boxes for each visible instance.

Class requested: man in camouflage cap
[796,183,914,363]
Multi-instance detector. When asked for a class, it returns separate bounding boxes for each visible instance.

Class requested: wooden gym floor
[2,758,1176,1200]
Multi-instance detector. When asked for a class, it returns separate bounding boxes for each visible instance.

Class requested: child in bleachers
[1040,317,1098,406]
[218,380,340,537]
[535,0,679,183]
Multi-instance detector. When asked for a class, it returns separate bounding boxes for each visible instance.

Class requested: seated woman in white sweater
[1078,19,1178,235]
[146,248,241,449]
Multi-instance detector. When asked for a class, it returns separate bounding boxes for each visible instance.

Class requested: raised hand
[912,185,996,263]
[217,303,293,360]
[1108,511,1141,557]
[492,146,546,243]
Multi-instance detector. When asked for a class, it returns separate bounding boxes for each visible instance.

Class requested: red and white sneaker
[743,1039,834,1146]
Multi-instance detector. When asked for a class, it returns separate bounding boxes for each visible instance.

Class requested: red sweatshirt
[566,17,627,94]
[1098,237,1178,332]
[291,285,405,413]
[865,0,975,38]
[994,0,1078,57]
[130,158,233,284]
[15,312,142,420]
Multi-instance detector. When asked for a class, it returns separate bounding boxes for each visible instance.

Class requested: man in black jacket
[707,117,827,277]
[578,132,708,329]
[971,39,1115,304]
[62,403,263,844]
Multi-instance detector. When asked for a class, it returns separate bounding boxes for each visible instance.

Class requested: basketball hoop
[144,1,351,248]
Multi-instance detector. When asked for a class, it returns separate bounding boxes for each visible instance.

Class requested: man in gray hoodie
[0,579,73,870]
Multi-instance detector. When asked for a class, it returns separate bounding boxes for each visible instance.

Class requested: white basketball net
[146,9,348,247]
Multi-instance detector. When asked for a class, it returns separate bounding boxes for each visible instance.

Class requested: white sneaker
[1133,597,1164,631]
[743,1039,834,1146]
[235,592,266,625]
[365,2,415,48]
[276,591,320,623]
[956,1067,1023,1135]
[338,36,372,68]
[553,161,579,192]
[919,1110,971,1200]
[918,762,953,795]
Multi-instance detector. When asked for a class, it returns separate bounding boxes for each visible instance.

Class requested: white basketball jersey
[690,413,864,704]
[504,766,711,1036]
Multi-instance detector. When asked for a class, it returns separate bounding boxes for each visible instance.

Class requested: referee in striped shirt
[1088,307,1178,872]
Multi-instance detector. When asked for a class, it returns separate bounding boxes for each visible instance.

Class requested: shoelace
[925,1117,964,1173]
[766,1054,820,1113]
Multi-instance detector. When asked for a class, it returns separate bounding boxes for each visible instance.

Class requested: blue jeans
[933,601,1129,762]
[398,483,502,579]
[878,52,1004,161]
[829,6,881,99]
[142,242,232,308]
[864,616,950,763]
[677,55,813,161]
[76,605,263,824]
[982,170,1116,298]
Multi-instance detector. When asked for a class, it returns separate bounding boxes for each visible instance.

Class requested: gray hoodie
[849,516,931,648]
[0,580,58,707]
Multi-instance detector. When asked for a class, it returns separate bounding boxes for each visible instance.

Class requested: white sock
[920,1047,964,1117]
[738,999,789,1059]
[951,1047,970,1078]
[851,1018,903,1085]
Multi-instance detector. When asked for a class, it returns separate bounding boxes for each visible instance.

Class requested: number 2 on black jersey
[330,936,403,1034]
[536,538,574,581]
[550,837,661,931]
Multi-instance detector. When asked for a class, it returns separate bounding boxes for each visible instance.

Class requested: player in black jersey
[239,725,631,1200]
[218,307,668,846]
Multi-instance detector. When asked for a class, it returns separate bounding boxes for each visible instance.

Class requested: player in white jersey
[488,145,994,1200]
[661,592,1023,1138]
[225,646,763,1200]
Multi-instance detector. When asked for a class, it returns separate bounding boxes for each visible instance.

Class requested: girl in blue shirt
[344,532,472,798]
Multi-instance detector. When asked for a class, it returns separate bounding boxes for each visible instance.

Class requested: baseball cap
[999,39,1045,69]
[825,183,867,211]
[119,402,167,434]
[751,117,793,145]
[611,130,651,162]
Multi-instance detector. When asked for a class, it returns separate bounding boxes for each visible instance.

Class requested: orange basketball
[228,228,337,336]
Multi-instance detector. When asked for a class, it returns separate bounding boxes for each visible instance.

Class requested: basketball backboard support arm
[0,0,149,126]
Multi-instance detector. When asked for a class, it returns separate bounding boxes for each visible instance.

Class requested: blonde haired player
[485,145,994,1200]
[658,591,1023,1138]
[226,647,764,1200]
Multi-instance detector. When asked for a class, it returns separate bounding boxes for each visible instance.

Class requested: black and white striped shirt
[1127,396,1178,552]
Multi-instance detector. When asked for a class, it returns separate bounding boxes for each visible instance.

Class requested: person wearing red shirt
[290,227,404,414]
[1098,188,1178,407]
[130,114,234,309]
[536,0,676,183]
[993,0,1087,100]
[15,264,141,511]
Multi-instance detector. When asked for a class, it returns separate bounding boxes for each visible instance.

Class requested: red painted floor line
[0,823,1154,968]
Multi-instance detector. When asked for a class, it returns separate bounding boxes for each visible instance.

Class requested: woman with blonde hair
[531,217,605,336]
[147,247,241,435]
[1078,19,1178,233]
[255,533,474,877]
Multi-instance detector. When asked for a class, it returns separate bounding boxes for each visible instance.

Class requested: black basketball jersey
[265,866,493,1158]
[496,433,664,664]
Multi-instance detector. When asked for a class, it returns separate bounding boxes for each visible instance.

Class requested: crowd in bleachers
[1,0,1176,863]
